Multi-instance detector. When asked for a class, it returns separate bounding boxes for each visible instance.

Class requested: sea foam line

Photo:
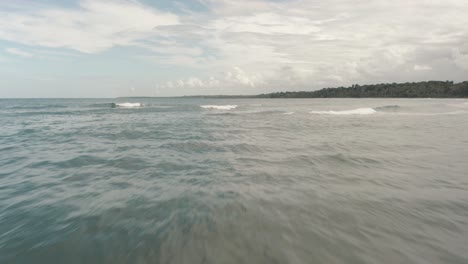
[310,107,377,115]
[200,105,238,110]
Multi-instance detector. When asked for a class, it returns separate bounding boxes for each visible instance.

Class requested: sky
[0,0,467,98]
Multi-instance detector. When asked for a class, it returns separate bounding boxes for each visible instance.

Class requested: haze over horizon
[1,0,468,98]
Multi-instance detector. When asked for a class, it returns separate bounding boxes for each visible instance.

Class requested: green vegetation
[257,81,468,98]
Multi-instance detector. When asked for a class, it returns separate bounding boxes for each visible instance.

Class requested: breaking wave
[310,108,377,115]
[200,105,238,110]
[88,103,116,108]
[114,102,143,108]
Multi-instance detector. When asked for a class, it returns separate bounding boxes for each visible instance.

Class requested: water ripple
[1,98,468,263]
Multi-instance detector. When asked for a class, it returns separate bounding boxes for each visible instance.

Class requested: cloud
[210,13,321,35]
[5,48,34,58]
[452,48,468,71]
[162,77,215,90]
[153,0,468,92]
[414,64,432,71]
[157,66,263,91]
[0,0,179,53]
[2,0,468,96]
[225,67,263,87]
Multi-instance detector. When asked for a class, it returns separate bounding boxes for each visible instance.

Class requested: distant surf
[113,103,143,108]
[200,105,238,110]
[310,108,377,115]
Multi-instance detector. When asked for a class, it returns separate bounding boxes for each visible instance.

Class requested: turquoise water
[1,98,468,263]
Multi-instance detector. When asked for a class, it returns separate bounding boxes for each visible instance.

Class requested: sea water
[1,98,467,263]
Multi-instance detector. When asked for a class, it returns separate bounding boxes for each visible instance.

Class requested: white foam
[116,102,143,108]
[200,105,238,110]
[282,112,295,115]
[310,108,377,115]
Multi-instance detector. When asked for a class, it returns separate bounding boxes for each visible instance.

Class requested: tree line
[257,81,468,98]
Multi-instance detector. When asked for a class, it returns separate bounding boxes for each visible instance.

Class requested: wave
[375,105,400,111]
[114,102,143,108]
[88,102,145,108]
[446,110,468,115]
[310,108,377,115]
[207,112,238,116]
[8,104,67,110]
[282,112,295,115]
[395,110,468,116]
[200,105,238,110]
[88,103,116,108]
[450,102,468,108]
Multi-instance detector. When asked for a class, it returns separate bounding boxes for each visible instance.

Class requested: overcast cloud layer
[1,0,468,97]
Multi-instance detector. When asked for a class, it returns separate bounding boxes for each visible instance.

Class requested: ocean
[1,98,467,263]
